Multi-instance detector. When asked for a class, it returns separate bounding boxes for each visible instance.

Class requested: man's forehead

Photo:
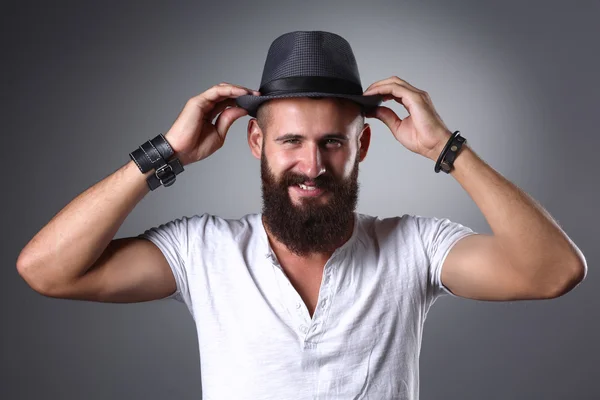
[261,97,362,130]
[266,97,359,113]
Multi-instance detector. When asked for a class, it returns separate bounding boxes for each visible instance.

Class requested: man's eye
[284,139,300,144]
[325,139,342,147]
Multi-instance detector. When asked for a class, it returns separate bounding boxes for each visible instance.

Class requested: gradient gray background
[3,0,598,399]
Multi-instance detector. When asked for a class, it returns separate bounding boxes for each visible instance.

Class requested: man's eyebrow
[274,133,349,142]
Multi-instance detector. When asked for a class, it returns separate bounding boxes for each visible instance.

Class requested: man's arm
[432,144,587,301]
[362,76,586,301]
[16,83,260,302]
[15,160,179,301]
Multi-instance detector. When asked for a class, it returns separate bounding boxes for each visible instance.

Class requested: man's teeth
[298,183,317,191]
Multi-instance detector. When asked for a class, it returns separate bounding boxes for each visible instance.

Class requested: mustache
[281,172,336,188]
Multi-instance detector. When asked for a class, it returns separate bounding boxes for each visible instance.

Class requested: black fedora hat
[236,31,383,117]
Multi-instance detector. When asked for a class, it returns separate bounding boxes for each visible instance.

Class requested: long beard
[260,148,359,256]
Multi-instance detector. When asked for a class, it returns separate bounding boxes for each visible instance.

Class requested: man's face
[249,97,370,256]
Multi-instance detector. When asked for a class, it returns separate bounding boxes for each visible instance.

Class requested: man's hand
[362,76,452,161]
[164,83,260,166]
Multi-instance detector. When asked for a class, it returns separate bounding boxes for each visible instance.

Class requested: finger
[391,77,432,103]
[218,82,262,96]
[214,106,249,140]
[363,83,423,111]
[364,79,412,96]
[207,98,238,122]
[364,76,423,94]
[196,85,259,109]
[364,76,407,93]
[366,106,403,132]
[387,76,423,93]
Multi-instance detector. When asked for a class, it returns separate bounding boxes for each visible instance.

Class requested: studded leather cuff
[434,131,466,174]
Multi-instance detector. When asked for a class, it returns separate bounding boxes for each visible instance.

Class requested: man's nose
[298,143,326,179]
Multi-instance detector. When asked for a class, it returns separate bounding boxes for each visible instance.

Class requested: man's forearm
[16,160,153,293]
[432,143,587,289]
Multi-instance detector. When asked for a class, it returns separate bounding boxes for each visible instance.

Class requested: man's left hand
[363,76,453,161]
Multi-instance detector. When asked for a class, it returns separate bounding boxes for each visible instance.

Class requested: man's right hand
[164,83,260,166]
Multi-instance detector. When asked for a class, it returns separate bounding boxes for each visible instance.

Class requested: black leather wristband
[434,131,466,174]
[129,134,184,190]
[130,134,175,173]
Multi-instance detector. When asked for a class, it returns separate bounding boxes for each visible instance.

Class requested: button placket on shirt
[266,250,312,334]
[303,261,337,345]
[267,247,339,342]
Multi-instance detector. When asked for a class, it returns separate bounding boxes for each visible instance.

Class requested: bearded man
[17,31,586,400]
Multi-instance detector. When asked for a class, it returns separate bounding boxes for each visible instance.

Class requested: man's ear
[358,123,371,162]
[247,118,263,160]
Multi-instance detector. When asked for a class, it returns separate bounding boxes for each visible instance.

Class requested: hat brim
[235,92,383,117]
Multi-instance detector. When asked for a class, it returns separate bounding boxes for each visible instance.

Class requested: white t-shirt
[139,212,477,400]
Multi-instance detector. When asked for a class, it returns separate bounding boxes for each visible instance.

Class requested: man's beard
[260,147,360,257]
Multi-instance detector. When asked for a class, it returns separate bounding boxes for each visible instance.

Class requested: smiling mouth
[291,183,326,197]
[298,183,317,191]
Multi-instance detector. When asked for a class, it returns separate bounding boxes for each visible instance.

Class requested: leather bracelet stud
[434,130,467,174]
[129,134,184,190]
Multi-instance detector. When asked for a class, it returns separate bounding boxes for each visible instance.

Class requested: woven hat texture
[236,31,382,117]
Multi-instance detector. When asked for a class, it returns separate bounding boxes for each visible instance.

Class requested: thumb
[215,106,249,140]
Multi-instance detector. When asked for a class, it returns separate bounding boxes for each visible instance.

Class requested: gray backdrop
[3,0,598,399]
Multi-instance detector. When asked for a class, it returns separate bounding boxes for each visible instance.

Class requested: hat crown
[235,30,382,117]
[260,31,362,88]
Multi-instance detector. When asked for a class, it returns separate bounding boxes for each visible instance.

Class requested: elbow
[17,260,45,295]
[16,251,36,288]
[16,253,56,297]
[17,263,47,295]
[544,259,588,299]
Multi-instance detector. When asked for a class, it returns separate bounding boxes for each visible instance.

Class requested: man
[17,31,586,399]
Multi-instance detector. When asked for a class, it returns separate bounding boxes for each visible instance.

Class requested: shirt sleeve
[414,215,478,302]
[137,216,193,309]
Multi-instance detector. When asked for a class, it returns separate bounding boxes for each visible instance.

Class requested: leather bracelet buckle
[146,157,184,190]
[155,163,176,187]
